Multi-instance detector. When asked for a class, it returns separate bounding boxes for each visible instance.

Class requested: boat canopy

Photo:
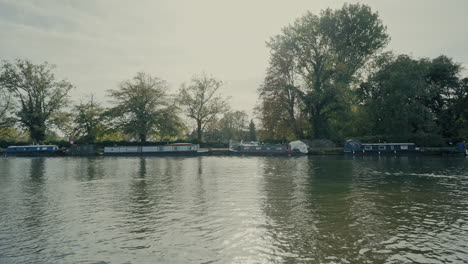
[289,141,308,154]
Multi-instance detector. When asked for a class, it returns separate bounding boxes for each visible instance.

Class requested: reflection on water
[0,156,467,263]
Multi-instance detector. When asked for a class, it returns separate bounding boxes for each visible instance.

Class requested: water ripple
[0,156,467,263]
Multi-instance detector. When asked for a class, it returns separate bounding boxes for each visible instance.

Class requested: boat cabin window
[379,146,386,150]
[390,146,395,150]
[364,146,372,150]
[256,147,261,150]
[401,145,408,150]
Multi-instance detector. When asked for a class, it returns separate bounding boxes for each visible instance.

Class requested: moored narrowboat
[344,140,421,154]
[229,141,308,156]
[104,143,203,156]
[5,145,64,157]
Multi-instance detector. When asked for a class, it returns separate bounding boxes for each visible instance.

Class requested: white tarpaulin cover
[289,141,308,154]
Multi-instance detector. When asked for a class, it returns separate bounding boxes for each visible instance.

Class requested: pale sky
[1,0,468,118]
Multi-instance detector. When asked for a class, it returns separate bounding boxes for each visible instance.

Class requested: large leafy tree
[359,54,434,141]
[0,60,73,143]
[49,111,75,140]
[178,73,228,142]
[458,84,468,140]
[109,72,182,142]
[198,111,250,142]
[359,54,468,142]
[0,89,18,139]
[263,3,389,139]
[219,110,249,141]
[258,35,307,139]
[73,95,105,142]
[426,56,468,139]
[0,89,14,131]
[201,111,250,142]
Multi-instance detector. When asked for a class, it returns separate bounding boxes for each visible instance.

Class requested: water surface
[1,156,467,263]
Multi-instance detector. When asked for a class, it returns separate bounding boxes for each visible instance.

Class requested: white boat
[104,143,202,156]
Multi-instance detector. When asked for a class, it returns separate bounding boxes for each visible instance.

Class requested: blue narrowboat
[344,140,420,154]
[5,145,63,157]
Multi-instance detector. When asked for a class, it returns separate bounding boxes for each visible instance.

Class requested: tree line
[1,3,467,147]
[0,62,256,144]
[256,3,468,146]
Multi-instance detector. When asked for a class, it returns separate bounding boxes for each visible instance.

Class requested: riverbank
[135,147,466,156]
[3,147,465,157]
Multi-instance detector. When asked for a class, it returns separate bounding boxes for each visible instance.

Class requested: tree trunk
[294,124,304,139]
[196,120,203,142]
[311,107,326,139]
[287,110,303,139]
[30,123,46,143]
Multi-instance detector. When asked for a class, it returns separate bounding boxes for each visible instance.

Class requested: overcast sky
[1,0,468,117]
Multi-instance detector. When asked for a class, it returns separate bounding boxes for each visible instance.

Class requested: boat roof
[105,144,196,148]
[240,143,285,145]
[362,143,415,146]
[8,145,58,148]
[104,146,139,148]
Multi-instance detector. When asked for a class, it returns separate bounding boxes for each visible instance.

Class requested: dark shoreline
[2,148,466,157]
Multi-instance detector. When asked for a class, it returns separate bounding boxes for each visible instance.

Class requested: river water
[0,156,467,264]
